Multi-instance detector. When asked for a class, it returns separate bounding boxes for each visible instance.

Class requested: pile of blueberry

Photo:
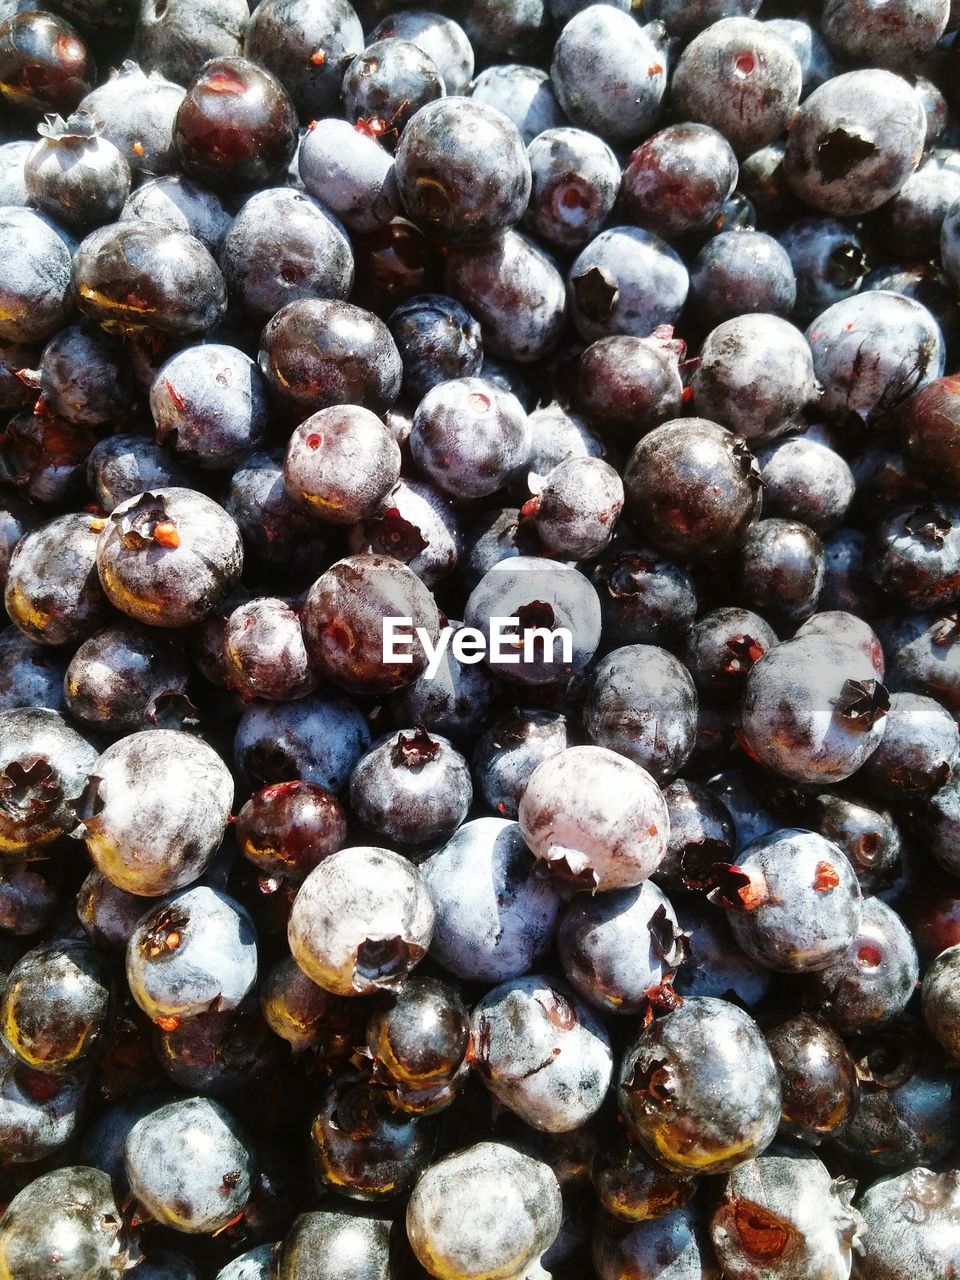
[2,0,960,1276]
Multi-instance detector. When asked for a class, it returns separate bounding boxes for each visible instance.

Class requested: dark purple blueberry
[65,622,190,734]
[766,1012,859,1146]
[444,230,567,364]
[623,419,762,562]
[784,69,926,216]
[223,596,317,702]
[858,690,959,798]
[288,845,434,996]
[389,620,496,738]
[870,150,960,262]
[258,299,402,417]
[74,222,226,337]
[672,897,771,1009]
[349,727,472,846]
[765,17,835,97]
[758,432,855,532]
[857,1167,960,1280]
[470,64,564,148]
[0,12,94,114]
[225,451,330,580]
[811,793,902,893]
[233,692,371,794]
[86,434,191,513]
[880,609,960,715]
[0,209,75,346]
[0,629,66,715]
[690,232,796,326]
[0,855,62,937]
[902,376,960,495]
[411,377,529,499]
[567,227,689,344]
[25,112,130,233]
[0,1167,130,1279]
[260,953,359,1059]
[0,406,97,507]
[387,294,482,402]
[529,456,623,560]
[38,324,133,429]
[690,314,819,444]
[809,896,919,1033]
[654,779,736,891]
[618,996,780,1175]
[684,607,777,707]
[0,1042,87,1163]
[778,217,867,322]
[472,707,570,819]
[460,0,549,67]
[368,12,473,96]
[76,869,147,951]
[237,780,345,883]
[298,118,400,234]
[869,502,960,609]
[822,0,949,71]
[833,1052,957,1173]
[5,511,112,647]
[135,0,248,86]
[284,404,400,525]
[78,61,185,175]
[593,1205,715,1280]
[243,0,364,122]
[421,817,562,982]
[656,0,760,37]
[591,547,698,649]
[366,973,467,1093]
[592,1139,696,1224]
[174,57,298,192]
[622,123,737,239]
[575,333,683,441]
[523,125,619,251]
[120,174,233,254]
[736,517,824,625]
[150,343,268,470]
[152,999,282,1096]
[343,39,443,143]
[348,478,460,588]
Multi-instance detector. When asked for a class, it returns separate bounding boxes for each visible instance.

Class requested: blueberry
[0,208,75,345]
[778,217,867,322]
[348,478,461,588]
[568,227,689,343]
[857,1167,960,1280]
[871,149,960,262]
[784,69,926,216]
[811,792,902,892]
[736,517,825,625]
[287,846,434,996]
[260,953,357,1057]
[405,1141,562,1280]
[672,897,771,1009]
[349,727,471,846]
[859,690,959,798]
[765,16,835,97]
[388,294,482,402]
[77,869,148,951]
[151,344,268,470]
[758,433,855,532]
[389,620,496,738]
[618,996,780,1175]
[0,707,98,854]
[0,1042,87,1163]
[233,692,371,794]
[591,1138,696,1224]
[880,609,960,714]
[691,231,797,326]
[655,779,736,890]
[822,0,949,71]
[225,451,330,581]
[529,456,623,560]
[656,0,760,37]
[298,118,400,234]
[523,125,620,250]
[922,942,960,1056]
[0,628,66,714]
[367,973,468,1093]
[0,1166,132,1280]
[473,707,570,819]
[223,597,317,702]
[684,606,778,705]
[765,1012,859,1146]
[411,377,529,499]
[243,0,364,122]
[37,323,134,429]
[86,434,191,514]
[833,1052,956,1172]
[5,511,111,647]
[79,60,185,175]
[25,111,130,233]
[395,97,530,244]
[0,11,94,114]
[124,1095,256,1233]
[420,816,563,982]
[592,1205,716,1280]
[368,12,474,96]
[65,622,191,734]
[218,1244,276,1280]
[343,39,444,142]
[902,375,960,494]
[470,64,565,147]
[575,332,683,441]
[622,123,738,239]
[809,895,919,1032]
[591,547,698,649]
[81,728,234,896]
[135,0,248,86]
[284,405,400,525]
[280,1210,390,1280]
[121,174,233,254]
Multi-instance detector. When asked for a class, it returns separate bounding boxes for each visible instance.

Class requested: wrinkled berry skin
[672,18,802,156]
[902,376,960,495]
[350,729,472,847]
[584,644,697,782]
[0,708,97,854]
[65,623,190,734]
[284,405,400,525]
[622,123,737,239]
[259,299,402,417]
[0,12,94,115]
[618,997,780,1176]
[406,1142,562,1280]
[810,895,919,1032]
[151,344,268,470]
[922,943,960,1055]
[711,1148,864,1280]
[174,57,298,192]
[0,209,75,346]
[856,1167,960,1280]
[741,635,889,783]
[288,846,434,996]
[784,70,926,217]
[5,511,111,647]
[445,230,567,365]
[279,1210,391,1280]
[736,517,825,625]
[721,827,863,972]
[524,126,620,251]
[82,728,234,896]
[576,333,683,440]
[519,744,669,892]
[97,488,244,628]
[388,294,482,402]
[568,227,689,344]
[473,708,570,819]
[0,1166,131,1280]
[624,419,762,563]
[471,976,613,1133]
[421,817,563,982]
[233,693,370,794]
[807,292,944,427]
[411,377,530,498]
[124,1096,256,1234]
[223,597,317,702]
[766,1012,859,1146]
[395,97,531,245]
[74,222,226,337]
[243,0,364,121]
[550,7,665,144]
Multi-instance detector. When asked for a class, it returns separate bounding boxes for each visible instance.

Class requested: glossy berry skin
[624,419,762,563]
[174,57,298,192]
[4,511,111,647]
[856,1167,960,1280]
[288,846,434,996]
[0,708,97,854]
[0,209,75,346]
[758,433,855,533]
[233,693,370,794]
[97,488,243,628]
[388,294,482,401]
[859,691,959,798]
[622,123,737,239]
[519,745,668,891]
[591,548,698,650]
[342,39,443,140]
[869,503,960,610]
[74,222,226,337]
[279,1209,391,1280]
[444,230,567,365]
[25,113,130,233]
[741,635,890,783]
[421,817,563,983]
[284,405,400,525]
[237,781,345,883]
[0,1166,131,1280]
[901,376,960,495]
[811,793,901,893]
[243,0,364,121]
[558,879,684,1016]
[406,1141,561,1280]
[684,607,777,705]
[0,12,94,115]
[78,61,185,176]
[471,976,612,1133]
[258,299,402,418]
[65,622,190,734]
[473,708,570,819]
[38,323,133,429]
[711,1148,864,1280]
[809,896,919,1033]
[82,728,233,896]
[765,1012,859,1146]
[301,554,440,694]
[834,1059,957,1173]
[367,974,468,1090]
[260,953,358,1058]
[151,344,268,470]
[86,434,190,514]
[368,12,473,97]
[584,645,697,782]
[523,126,620,251]
[568,227,688,344]
[126,885,257,1023]
[298,118,399,235]
[395,97,530,244]
[124,1096,256,1234]
[618,997,780,1176]
[736,517,824,625]
[223,596,316,702]
[778,217,867,322]
[575,333,683,440]
[922,943,960,1055]
[349,729,472,846]
[1,940,113,1074]
[592,1139,696,1224]
[77,869,147,951]
[784,70,926,217]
